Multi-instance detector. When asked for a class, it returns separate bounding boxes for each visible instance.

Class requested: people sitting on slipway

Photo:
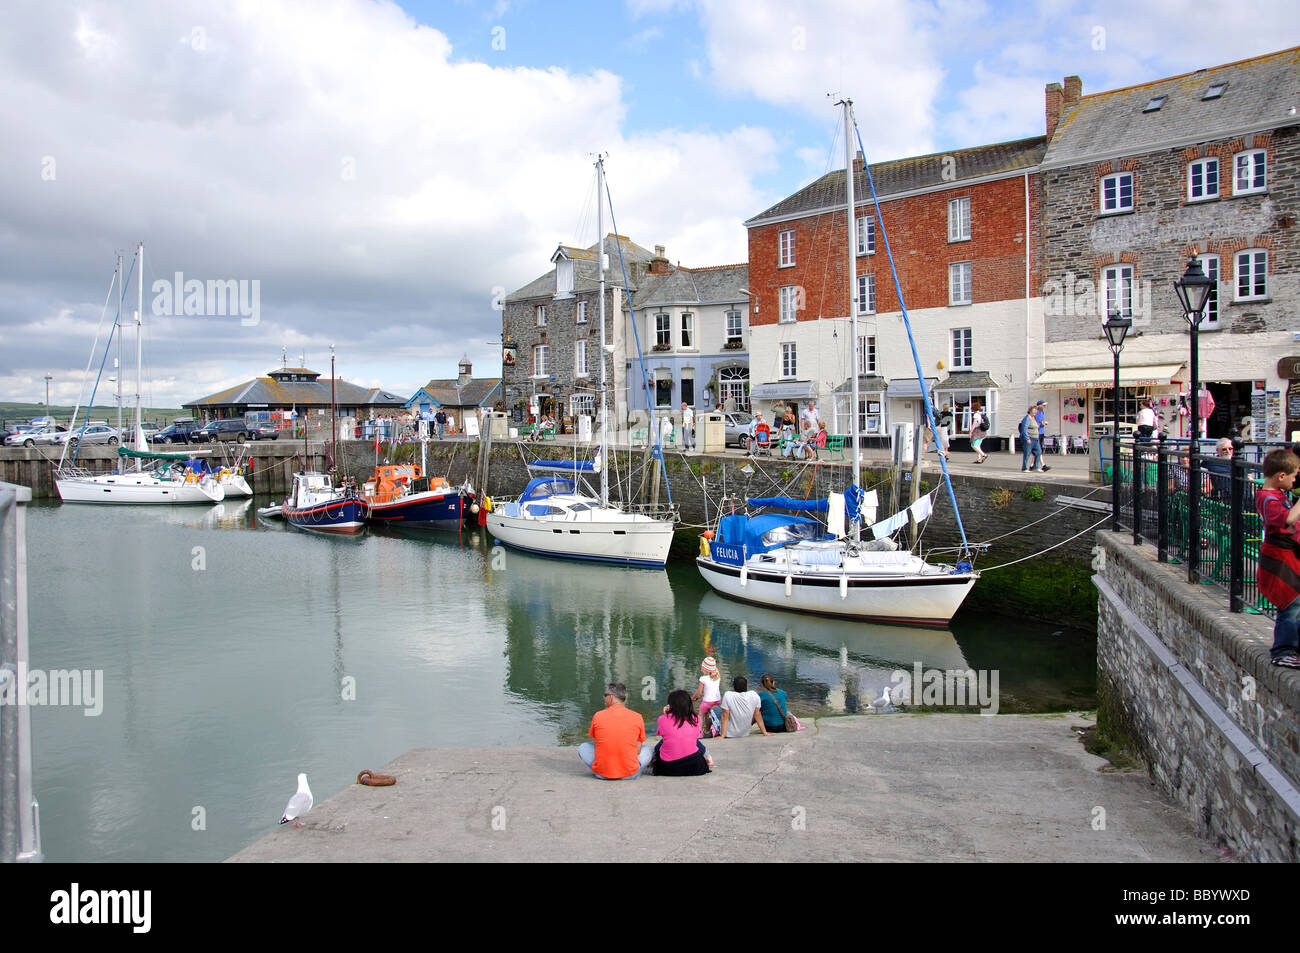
[578,682,654,780]
[651,690,714,776]
[717,676,771,739]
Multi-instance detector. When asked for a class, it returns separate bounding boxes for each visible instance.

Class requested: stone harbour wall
[1095,532,1300,861]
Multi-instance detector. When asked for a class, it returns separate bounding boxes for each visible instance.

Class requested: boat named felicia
[696,99,979,626]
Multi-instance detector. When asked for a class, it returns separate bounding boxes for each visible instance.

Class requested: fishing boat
[282,472,367,534]
[695,100,979,626]
[55,243,226,505]
[486,156,676,567]
[363,463,471,531]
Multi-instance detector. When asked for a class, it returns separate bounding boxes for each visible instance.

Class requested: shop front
[934,372,999,451]
[1032,362,1185,448]
[831,375,888,447]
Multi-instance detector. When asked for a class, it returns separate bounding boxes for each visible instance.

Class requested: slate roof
[746,137,1047,226]
[186,373,407,409]
[630,264,748,309]
[506,235,658,302]
[938,371,1000,390]
[408,378,503,409]
[1043,46,1300,168]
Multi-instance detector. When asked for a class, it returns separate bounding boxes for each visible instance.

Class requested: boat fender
[699,536,711,559]
[840,574,848,599]
[954,561,973,574]
[740,565,747,587]
[784,574,793,597]
[470,502,480,514]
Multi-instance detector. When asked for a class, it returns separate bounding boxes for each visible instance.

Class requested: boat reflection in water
[487,547,677,739]
[696,592,970,715]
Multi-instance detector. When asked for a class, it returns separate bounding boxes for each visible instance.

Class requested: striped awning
[1032,363,1184,390]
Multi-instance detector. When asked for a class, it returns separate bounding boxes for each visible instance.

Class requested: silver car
[6,424,67,447]
[724,412,754,449]
[55,424,120,447]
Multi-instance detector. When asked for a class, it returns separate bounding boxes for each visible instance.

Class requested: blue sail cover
[531,460,597,472]
[746,496,829,512]
[520,477,576,503]
[711,513,829,566]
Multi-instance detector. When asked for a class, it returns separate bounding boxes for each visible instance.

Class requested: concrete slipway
[230,713,1217,863]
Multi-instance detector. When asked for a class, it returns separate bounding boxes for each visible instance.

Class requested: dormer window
[556,258,574,297]
[1203,82,1227,100]
[1143,95,1166,113]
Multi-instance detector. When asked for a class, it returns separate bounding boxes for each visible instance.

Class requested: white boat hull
[487,510,674,567]
[219,474,253,497]
[56,473,224,504]
[696,554,976,627]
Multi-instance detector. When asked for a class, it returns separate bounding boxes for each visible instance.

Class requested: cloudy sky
[2,0,1297,410]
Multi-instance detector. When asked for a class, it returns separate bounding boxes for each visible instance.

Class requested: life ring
[185,470,197,484]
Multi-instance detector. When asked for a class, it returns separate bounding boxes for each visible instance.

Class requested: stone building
[744,137,1046,444]
[622,254,749,419]
[502,234,655,431]
[1037,47,1300,443]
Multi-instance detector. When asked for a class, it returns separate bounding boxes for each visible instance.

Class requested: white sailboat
[695,100,979,626]
[56,242,225,505]
[487,156,676,568]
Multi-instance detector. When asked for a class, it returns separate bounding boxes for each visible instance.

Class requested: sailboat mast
[115,253,122,438]
[330,345,337,482]
[135,242,144,472]
[597,155,609,509]
[842,100,861,541]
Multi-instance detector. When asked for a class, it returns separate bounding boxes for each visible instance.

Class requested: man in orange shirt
[578,682,654,780]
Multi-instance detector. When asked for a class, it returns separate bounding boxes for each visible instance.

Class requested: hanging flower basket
[652,343,672,352]
[723,339,744,350]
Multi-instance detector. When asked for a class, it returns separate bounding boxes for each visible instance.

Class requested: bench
[824,434,847,460]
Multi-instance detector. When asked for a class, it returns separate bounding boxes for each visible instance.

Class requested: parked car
[247,423,280,440]
[55,424,119,447]
[191,419,252,443]
[6,424,68,447]
[154,420,202,444]
[724,411,754,450]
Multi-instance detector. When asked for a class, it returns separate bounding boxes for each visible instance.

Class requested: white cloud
[0,0,777,404]
[693,0,944,159]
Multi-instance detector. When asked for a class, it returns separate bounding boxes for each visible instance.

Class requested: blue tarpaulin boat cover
[519,477,576,503]
[715,513,829,557]
[746,496,829,512]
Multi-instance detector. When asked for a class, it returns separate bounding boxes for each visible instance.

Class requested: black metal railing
[1108,438,1273,617]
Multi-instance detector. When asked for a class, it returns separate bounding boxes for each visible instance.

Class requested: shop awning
[936,372,999,391]
[751,381,817,399]
[832,375,888,393]
[886,377,939,399]
[1032,363,1184,390]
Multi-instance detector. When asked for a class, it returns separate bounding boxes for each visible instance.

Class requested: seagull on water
[279,773,313,827]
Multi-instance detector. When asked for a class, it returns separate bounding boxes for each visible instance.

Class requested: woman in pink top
[652,690,713,776]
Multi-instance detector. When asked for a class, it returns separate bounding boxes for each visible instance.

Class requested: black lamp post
[1104,310,1131,530]
[1173,257,1215,583]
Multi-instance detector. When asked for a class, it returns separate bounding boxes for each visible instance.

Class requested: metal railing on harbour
[0,481,42,862]
[1107,438,1272,617]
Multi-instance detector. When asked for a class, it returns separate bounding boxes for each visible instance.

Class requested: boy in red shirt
[578,682,654,779]
[1256,449,1300,668]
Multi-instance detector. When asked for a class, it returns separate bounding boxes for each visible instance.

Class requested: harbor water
[23,500,1096,861]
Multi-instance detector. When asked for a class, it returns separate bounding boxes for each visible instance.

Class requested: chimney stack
[853,150,865,174]
[1046,76,1083,139]
[649,245,671,275]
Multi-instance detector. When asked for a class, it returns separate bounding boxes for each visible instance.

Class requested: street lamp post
[43,374,52,419]
[1104,311,1131,531]
[1173,257,1215,584]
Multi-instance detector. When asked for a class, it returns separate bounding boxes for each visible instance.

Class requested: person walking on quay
[1255,449,1300,669]
[435,408,447,440]
[1033,400,1051,461]
[969,404,989,463]
[680,401,695,451]
[936,404,953,459]
[1019,406,1045,472]
[1136,399,1157,443]
[578,682,655,779]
